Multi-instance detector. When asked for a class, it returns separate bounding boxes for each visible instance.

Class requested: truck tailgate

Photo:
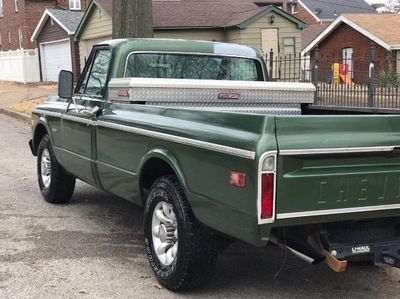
[274,115,400,221]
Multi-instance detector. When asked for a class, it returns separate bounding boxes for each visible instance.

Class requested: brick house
[302,14,400,83]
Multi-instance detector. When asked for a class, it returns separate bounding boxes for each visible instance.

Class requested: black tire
[37,134,75,204]
[144,175,219,291]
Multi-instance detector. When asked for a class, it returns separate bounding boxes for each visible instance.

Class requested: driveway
[0,114,399,298]
[0,82,57,109]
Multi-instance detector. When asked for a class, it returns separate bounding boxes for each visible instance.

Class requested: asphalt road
[0,113,400,298]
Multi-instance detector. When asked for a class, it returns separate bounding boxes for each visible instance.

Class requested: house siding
[78,6,112,69]
[80,6,112,41]
[310,23,394,83]
[224,29,242,45]
[234,12,302,57]
[36,18,69,43]
[154,30,224,42]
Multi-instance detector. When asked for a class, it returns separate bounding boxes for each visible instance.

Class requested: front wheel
[144,175,219,291]
[37,134,76,204]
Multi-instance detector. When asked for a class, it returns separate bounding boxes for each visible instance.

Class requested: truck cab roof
[101,38,264,59]
[97,38,267,79]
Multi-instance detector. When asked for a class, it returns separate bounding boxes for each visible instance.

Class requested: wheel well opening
[140,158,176,200]
[33,124,48,153]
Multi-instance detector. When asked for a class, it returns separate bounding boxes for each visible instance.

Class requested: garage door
[41,40,72,82]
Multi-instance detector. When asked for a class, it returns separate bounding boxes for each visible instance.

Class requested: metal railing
[265,47,400,111]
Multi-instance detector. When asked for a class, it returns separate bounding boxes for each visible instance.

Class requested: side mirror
[58,70,74,99]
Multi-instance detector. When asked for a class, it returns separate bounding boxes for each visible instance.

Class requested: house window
[283,37,296,55]
[0,0,3,17]
[18,27,23,48]
[69,0,81,10]
[342,47,353,78]
[291,3,298,14]
[15,0,19,12]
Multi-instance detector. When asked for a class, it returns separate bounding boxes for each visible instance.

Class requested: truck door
[60,46,111,186]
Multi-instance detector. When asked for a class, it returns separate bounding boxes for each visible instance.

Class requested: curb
[0,108,31,123]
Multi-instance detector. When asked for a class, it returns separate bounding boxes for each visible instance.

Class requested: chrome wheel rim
[40,149,51,188]
[151,201,178,266]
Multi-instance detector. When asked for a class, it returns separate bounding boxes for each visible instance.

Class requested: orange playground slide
[340,74,354,85]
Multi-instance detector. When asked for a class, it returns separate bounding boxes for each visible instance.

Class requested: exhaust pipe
[269,235,326,265]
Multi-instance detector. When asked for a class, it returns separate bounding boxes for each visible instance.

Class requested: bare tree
[112,0,153,38]
[388,0,400,12]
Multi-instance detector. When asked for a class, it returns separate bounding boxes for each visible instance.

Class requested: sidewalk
[0,81,57,121]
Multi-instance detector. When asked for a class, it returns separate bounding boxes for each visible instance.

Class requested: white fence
[0,49,41,83]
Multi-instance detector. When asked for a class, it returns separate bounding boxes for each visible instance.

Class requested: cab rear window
[125,53,264,81]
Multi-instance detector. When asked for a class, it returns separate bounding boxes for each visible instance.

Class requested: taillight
[258,152,277,224]
[261,174,274,219]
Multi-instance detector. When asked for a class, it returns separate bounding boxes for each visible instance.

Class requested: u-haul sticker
[352,245,371,254]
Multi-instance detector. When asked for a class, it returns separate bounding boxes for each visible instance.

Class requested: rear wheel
[37,134,75,204]
[144,175,219,291]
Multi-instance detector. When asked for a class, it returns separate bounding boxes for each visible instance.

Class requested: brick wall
[295,2,320,25]
[0,0,27,51]
[24,1,60,50]
[56,0,89,11]
[310,23,395,83]
[0,0,58,51]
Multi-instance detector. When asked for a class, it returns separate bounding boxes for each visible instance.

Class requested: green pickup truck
[29,39,400,291]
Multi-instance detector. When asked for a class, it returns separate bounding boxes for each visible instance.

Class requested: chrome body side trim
[31,109,256,159]
[277,204,400,220]
[32,109,62,118]
[279,145,400,156]
[97,120,256,160]
[62,114,94,125]
[257,151,277,225]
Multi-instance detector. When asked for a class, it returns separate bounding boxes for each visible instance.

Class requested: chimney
[282,0,288,12]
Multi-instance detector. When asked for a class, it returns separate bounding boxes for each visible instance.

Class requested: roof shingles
[47,8,84,32]
[92,0,265,28]
[301,0,375,20]
[152,0,263,28]
[343,13,400,47]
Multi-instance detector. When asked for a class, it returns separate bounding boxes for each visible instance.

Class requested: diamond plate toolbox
[108,78,315,115]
